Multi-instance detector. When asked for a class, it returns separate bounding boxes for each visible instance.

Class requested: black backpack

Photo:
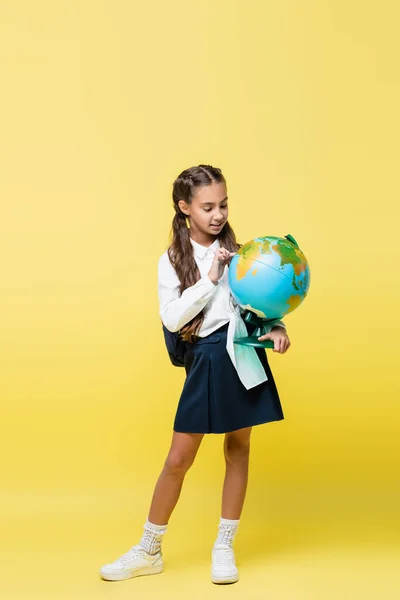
[161,323,186,367]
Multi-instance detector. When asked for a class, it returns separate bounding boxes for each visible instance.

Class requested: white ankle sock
[214,517,240,547]
[139,519,168,555]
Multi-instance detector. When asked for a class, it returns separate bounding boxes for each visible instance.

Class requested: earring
[185,216,190,229]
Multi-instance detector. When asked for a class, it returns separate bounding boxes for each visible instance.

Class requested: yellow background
[1,1,399,598]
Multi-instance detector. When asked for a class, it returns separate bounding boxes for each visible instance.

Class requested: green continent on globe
[235,236,308,286]
[272,238,308,277]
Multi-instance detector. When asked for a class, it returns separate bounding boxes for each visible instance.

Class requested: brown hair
[167,164,242,343]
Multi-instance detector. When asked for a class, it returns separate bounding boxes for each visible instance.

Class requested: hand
[208,248,236,284]
[257,327,291,353]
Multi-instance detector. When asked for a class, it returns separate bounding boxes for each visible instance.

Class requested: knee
[164,451,194,475]
[224,438,250,466]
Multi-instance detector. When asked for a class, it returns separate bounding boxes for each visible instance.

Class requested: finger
[257,334,271,342]
[224,253,234,264]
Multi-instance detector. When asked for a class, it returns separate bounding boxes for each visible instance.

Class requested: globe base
[234,335,275,349]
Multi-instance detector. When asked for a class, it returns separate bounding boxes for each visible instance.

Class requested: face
[179,182,229,238]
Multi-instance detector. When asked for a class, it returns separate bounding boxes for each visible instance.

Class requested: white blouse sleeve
[158,253,219,332]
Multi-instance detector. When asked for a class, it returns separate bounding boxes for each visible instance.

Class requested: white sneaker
[211,543,239,584]
[99,544,163,581]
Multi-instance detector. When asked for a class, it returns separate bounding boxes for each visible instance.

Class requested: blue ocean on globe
[228,235,310,321]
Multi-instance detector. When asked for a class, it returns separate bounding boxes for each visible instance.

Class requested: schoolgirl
[100,164,291,585]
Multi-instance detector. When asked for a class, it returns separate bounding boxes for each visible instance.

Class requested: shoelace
[114,545,142,564]
[213,546,235,566]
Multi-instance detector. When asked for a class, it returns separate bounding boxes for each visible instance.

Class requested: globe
[228,234,310,348]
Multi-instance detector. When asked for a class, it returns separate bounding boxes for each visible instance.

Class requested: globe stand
[234,310,284,349]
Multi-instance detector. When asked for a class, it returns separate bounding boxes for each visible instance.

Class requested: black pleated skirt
[173,320,285,434]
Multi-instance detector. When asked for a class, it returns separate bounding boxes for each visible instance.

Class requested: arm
[158,253,219,332]
[270,320,286,331]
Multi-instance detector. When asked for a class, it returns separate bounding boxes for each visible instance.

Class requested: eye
[203,204,228,212]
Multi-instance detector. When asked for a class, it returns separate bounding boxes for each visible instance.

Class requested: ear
[178,199,189,215]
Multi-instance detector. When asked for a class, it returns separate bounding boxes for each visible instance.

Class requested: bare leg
[147,431,205,525]
[221,426,252,519]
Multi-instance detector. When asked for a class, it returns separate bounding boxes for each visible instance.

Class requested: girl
[100,164,291,585]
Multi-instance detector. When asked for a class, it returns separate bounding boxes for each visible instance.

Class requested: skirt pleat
[173,321,285,434]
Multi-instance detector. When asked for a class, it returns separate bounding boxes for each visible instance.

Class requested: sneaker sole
[211,573,239,584]
[100,564,163,581]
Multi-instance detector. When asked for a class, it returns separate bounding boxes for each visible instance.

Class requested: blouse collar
[189,236,220,259]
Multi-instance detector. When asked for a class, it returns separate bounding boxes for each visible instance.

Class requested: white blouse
[157,236,286,390]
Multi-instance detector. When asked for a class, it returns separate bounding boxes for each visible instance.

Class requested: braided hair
[168,164,241,343]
